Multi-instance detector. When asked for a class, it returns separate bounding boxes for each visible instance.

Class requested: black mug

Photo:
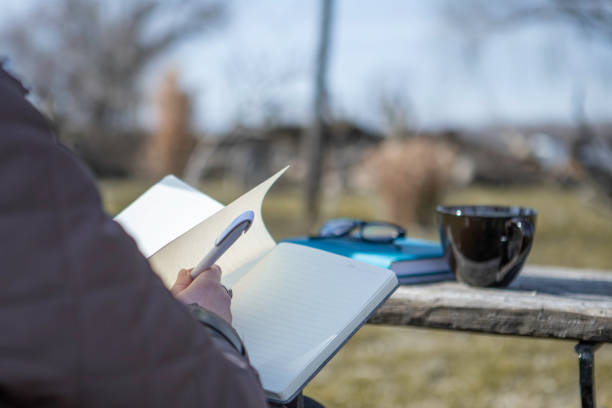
[436,205,537,287]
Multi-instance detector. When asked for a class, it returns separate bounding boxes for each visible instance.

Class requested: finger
[196,264,222,283]
[170,268,194,295]
[178,268,194,284]
[171,268,188,288]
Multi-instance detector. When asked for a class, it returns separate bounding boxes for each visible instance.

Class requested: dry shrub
[364,138,456,227]
[146,68,196,177]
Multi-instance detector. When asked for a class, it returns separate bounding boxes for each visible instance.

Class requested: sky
[164,0,612,133]
[4,0,612,134]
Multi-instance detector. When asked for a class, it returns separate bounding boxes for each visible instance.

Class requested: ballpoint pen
[190,210,254,279]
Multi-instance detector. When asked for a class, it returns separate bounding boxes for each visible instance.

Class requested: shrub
[146,69,196,177]
[363,137,456,228]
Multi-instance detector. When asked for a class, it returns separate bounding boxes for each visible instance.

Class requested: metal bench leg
[575,341,601,408]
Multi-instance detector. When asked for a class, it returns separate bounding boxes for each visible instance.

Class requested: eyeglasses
[316,218,406,243]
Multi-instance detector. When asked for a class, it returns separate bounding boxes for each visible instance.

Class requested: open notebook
[114,167,398,403]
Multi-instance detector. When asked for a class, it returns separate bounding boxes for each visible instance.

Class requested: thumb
[170,268,194,296]
[193,264,222,284]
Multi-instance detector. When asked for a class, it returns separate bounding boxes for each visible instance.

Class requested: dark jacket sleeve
[0,67,268,408]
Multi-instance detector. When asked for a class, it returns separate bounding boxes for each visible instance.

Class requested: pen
[190,210,254,279]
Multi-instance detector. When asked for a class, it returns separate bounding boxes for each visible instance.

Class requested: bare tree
[304,0,335,221]
[377,85,414,139]
[443,0,612,196]
[2,0,225,147]
[183,52,302,185]
[445,0,612,41]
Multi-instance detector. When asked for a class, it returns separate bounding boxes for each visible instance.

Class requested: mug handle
[497,218,527,279]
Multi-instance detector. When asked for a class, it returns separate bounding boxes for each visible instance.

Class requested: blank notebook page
[147,168,285,288]
[114,175,223,257]
[231,242,396,401]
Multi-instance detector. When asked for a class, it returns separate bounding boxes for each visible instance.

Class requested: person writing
[0,64,269,407]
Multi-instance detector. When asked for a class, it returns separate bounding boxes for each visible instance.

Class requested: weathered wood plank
[369,265,612,342]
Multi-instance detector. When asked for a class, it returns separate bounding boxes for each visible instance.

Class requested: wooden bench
[369,265,612,408]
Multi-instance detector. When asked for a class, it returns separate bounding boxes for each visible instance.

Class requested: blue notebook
[282,236,454,284]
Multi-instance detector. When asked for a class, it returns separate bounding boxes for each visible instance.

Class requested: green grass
[306,327,612,408]
[100,180,612,408]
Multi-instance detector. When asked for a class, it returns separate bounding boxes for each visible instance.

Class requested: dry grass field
[100,179,612,408]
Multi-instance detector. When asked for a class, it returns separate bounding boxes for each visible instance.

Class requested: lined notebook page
[231,243,397,402]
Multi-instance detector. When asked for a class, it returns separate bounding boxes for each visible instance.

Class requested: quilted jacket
[0,66,268,407]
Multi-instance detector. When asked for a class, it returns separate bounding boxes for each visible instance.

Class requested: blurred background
[3,0,612,406]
